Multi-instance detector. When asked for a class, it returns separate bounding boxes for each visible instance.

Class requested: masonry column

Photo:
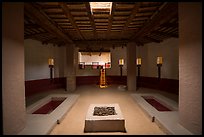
[179,2,202,135]
[127,42,137,91]
[66,44,76,92]
[2,3,25,134]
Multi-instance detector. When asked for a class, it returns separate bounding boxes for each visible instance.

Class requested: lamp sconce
[119,58,124,76]
[136,58,142,78]
[48,58,54,79]
[157,56,162,79]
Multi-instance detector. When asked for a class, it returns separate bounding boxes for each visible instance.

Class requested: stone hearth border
[84,103,126,132]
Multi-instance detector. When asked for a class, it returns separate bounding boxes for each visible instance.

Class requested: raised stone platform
[18,94,80,135]
[84,103,126,132]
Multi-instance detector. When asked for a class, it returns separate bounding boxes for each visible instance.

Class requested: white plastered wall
[137,38,179,80]
[76,46,127,76]
[24,39,66,81]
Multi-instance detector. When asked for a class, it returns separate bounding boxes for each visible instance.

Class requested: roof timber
[59,2,85,40]
[24,2,179,49]
[24,3,73,44]
[142,36,162,43]
[85,2,97,39]
[24,32,51,39]
[107,2,116,35]
[151,31,178,38]
[122,2,142,31]
[131,2,178,40]
[73,39,129,46]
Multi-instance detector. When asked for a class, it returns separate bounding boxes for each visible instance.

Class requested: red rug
[32,99,65,114]
[142,96,172,111]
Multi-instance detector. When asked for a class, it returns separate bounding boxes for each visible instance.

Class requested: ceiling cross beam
[123,2,142,31]
[59,2,85,40]
[74,39,129,46]
[24,3,73,44]
[131,2,178,40]
[160,23,178,28]
[24,32,51,39]
[152,30,178,38]
[107,2,116,34]
[142,36,162,43]
[25,24,42,29]
[85,2,97,39]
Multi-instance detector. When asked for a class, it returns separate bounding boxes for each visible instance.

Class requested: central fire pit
[84,104,126,132]
[93,106,117,116]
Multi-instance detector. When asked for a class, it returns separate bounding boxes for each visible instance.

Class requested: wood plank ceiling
[24,2,178,51]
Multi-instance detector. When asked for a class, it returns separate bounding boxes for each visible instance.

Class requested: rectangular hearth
[84,103,126,132]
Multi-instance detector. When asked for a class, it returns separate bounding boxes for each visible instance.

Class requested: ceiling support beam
[74,39,129,46]
[25,24,42,29]
[152,31,178,38]
[24,32,50,39]
[123,2,142,31]
[24,3,73,44]
[59,2,85,40]
[142,36,162,43]
[85,2,97,38]
[160,23,178,28]
[131,2,178,40]
[107,2,116,34]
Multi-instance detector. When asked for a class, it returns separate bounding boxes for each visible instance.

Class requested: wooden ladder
[100,68,107,88]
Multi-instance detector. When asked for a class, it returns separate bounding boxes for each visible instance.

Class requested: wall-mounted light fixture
[48,58,54,80]
[157,56,163,79]
[136,58,142,78]
[119,58,124,76]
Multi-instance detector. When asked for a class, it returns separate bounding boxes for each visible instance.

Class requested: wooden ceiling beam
[160,23,178,28]
[151,31,178,38]
[131,2,178,40]
[107,2,116,34]
[24,3,73,44]
[59,2,85,40]
[24,32,51,39]
[73,39,129,46]
[85,2,97,38]
[25,24,42,29]
[123,2,142,31]
[42,37,59,44]
[142,36,162,43]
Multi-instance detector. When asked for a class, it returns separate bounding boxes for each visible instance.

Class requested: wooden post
[157,64,162,80]
[119,65,123,77]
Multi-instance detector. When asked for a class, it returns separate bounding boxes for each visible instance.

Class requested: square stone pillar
[127,42,137,91]
[66,75,76,92]
[66,44,76,92]
[2,3,26,134]
[178,3,202,134]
